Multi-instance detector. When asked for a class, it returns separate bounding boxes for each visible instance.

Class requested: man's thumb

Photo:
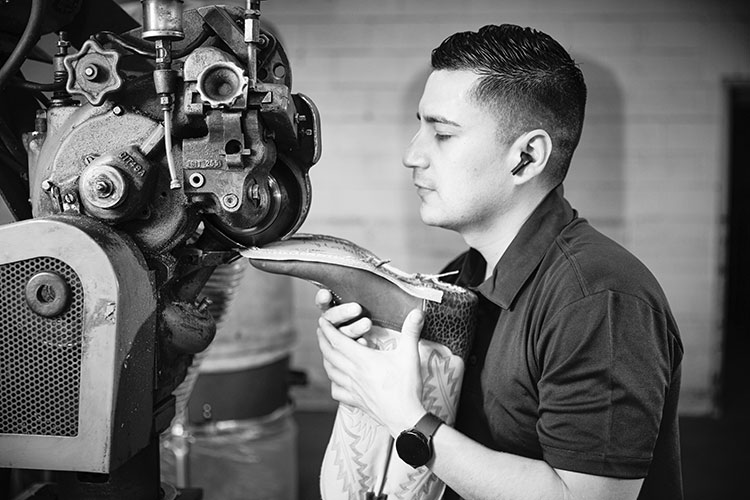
[401,309,425,344]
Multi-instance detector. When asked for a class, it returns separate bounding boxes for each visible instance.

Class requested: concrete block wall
[248,0,750,415]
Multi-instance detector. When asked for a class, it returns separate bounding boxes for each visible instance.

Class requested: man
[315,24,683,500]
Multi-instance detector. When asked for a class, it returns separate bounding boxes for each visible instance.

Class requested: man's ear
[509,129,552,185]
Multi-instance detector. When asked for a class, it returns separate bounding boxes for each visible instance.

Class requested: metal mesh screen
[0,257,84,436]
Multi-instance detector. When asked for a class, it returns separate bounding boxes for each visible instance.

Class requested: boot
[241,233,477,500]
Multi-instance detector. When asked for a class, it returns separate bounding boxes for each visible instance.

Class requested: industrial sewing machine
[0,1,320,498]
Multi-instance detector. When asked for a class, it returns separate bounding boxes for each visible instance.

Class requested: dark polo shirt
[441,186,683,500]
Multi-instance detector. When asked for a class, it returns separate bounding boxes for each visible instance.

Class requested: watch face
[396,430,430,468]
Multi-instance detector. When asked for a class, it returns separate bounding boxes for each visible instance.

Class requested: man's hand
[314,289,373,344]
[314,288,427,436]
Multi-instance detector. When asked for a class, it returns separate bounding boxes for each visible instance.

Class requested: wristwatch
[395,412,444,468]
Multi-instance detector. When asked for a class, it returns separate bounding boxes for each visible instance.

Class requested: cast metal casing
[0,216,157,473]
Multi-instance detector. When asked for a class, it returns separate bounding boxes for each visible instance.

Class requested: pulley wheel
[204,158,311,248]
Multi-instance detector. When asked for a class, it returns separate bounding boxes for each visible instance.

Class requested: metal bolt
[63,192,76,204]
[79,164,127,209]
[248,183,261,207]
[112,105,124,116]
[56,31,70,49]
[272,63,286,79]
[222,193,239,209]
[196,296,211,312]
[83,64,98,81]
[188,172,205,188]
[95,179,114,198]
[25,271,70,318]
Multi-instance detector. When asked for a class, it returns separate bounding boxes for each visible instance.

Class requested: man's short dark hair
[431,24,587,186]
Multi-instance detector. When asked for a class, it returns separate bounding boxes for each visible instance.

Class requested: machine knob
[79,164,128,210]
[63,39,123,106]
[196,61,247,108]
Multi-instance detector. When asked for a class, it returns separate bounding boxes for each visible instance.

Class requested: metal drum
[161,259,298,499]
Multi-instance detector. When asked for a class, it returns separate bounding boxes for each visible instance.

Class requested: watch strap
[413,412,443,441]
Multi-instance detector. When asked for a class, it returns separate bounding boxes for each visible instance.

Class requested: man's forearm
[428,425,643,500]
[429,425,569,500]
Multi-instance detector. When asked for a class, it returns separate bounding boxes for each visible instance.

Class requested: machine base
[12,484,202,500]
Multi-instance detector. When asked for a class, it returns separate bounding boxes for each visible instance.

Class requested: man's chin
[419,208,454,230]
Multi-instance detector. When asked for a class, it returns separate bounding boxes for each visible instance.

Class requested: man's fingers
[317,326,361,407]
[316,322,360,369]
[401,309,425,338]
[340,316,372,339]
[315,288,334,311]
[316,325,343,360]
[322,302,365,327]
[322,358,349,388]
[318,317,346,350]
[398,309,424,356]
[330,383,357,407]
[318,317,371,358]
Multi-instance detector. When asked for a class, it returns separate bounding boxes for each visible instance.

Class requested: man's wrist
[388,406,428,437]
[395,412,444,468]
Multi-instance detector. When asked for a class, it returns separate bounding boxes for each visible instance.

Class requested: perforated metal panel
[0,257,84,436]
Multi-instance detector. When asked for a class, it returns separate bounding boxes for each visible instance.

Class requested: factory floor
[293,408,749,500]
[0,408,744,499]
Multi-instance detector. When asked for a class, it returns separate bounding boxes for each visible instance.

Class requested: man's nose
[402,131,428,169]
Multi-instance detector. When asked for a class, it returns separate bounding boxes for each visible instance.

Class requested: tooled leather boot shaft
[423,289,476,360]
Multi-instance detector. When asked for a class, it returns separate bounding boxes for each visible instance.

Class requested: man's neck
[463,190,549,281]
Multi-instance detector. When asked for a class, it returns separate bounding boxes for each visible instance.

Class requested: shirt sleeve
[535,290,675,478]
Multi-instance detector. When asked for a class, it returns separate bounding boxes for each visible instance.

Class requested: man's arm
[428,424,643,500]
[315,290,644,500]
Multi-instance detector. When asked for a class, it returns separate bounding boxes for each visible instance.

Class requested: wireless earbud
[511,152,533,176]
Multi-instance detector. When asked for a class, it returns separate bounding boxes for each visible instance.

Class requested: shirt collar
[475,185,576,309]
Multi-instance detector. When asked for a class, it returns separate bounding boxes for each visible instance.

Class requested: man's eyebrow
[416,112,461,127]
